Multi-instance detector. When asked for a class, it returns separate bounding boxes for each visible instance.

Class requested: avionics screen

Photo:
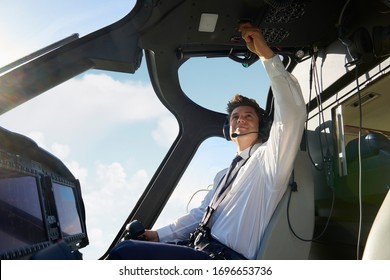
[0,176,46,253]
[52,182,83,236]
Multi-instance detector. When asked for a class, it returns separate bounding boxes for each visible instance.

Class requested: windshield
[1,0,143,260]
[180,57,269,113]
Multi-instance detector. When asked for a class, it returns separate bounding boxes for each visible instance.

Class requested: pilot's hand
[143,230,160,242]
[239,23,274,60]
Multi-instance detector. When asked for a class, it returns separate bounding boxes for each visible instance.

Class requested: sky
[0,0,273,260]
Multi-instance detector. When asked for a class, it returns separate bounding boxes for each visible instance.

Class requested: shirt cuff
[156,225,174,242]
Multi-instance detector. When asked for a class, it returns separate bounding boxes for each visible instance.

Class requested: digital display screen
[52,182,83,236]
[0,176,47,253]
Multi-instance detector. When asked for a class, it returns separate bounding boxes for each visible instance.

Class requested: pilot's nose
[237,115,246,123]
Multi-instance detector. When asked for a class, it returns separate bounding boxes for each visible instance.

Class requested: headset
[222,106,272,143]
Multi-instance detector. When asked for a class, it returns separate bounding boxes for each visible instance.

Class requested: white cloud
[1,71,181,164]
[26,131,47,149]
[129,169,149,188]
[86,227,105,250]
[63,74,167,122]
[66,160,89,187]
[152,115,179,147]
[96,161,127,190]
[51,143,71,159]
[80,161,149,259]
[0,73,171,144]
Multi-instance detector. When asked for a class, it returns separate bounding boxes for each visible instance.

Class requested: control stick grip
[124,220,146,240]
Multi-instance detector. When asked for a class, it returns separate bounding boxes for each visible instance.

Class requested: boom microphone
[231,131,259,138]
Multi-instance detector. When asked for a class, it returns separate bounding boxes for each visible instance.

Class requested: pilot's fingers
[238,21,253,31]
[240,27,262,41]
[144,230,160,242]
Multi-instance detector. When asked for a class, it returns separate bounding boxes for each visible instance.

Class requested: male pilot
[108,23,306,260]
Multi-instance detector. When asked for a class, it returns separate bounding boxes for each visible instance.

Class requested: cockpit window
[155,137,236,228]
[0,1,142,259]
[179,57,270,112]
[0,63,177,260]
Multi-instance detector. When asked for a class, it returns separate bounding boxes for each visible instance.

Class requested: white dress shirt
[156,55,306,259]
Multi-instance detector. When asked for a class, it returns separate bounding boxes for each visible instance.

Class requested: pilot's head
[226,94,264,146]
[227,94,263,124]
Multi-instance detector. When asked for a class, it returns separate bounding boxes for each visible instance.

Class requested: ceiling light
[198,13,218,33]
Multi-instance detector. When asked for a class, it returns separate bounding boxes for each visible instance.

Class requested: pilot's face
[229,105,259,139]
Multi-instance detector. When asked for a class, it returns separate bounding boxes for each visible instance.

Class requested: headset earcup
[223,119,231,141]
[259,117,272,142]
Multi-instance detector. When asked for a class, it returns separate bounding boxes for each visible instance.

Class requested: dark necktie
[216,155,242,199]
[200,155,243,228]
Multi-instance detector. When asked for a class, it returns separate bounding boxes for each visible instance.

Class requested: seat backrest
[346,132,390,163]
[362,189,390,259]
[344,132,390,203]
[256,151,315,259]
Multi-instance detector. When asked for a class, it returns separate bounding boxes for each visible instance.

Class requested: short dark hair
[226,94,263,121]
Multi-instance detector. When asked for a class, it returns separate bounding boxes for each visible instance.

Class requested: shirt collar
[237,142,262,160]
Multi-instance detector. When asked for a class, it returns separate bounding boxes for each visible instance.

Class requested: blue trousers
[107,240,212,260]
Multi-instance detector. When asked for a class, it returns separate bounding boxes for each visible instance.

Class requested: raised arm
[239,23,274,60]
